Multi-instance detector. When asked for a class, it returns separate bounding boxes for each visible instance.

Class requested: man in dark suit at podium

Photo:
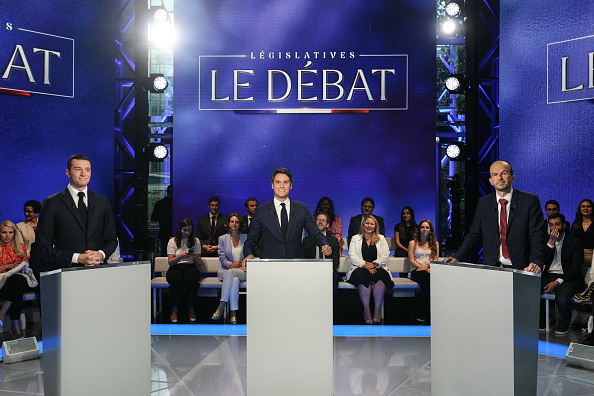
[445,160,546,273]
[36,154,118,269]
[244,168,331,259]
[539,213,585,335]
[303,211,341,296]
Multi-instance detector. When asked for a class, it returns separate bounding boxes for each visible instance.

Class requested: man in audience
[241,197,258,233]
[347,197,385,245]
[151,185,173,256]
[196,197,228,256]
[303,211,341,296]
[36,154,118,269]
[16,200,41,252]
[539,213,585,335]
[544,200,570,233]
[244,167,331,259]
[445,160,546,272]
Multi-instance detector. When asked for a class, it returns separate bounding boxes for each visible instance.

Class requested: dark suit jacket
[244,199,328,259]
[196,213,228,256]
[347,214,385,245]
[454,189,547,270]
[241,214,262,256]
[303,233,340,271]
[36,187,118,269]
[542,234,584,282]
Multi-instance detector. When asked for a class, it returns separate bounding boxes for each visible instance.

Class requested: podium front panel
[41,261,151,396]
[431,262,540,396]
[247,259,333,396]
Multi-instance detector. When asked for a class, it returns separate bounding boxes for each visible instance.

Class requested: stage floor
[1,325,594,395]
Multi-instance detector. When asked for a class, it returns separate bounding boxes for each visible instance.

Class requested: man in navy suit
[446,160,546,273]
[347,197,385,245]
[196,197,228,257]
[539,213,585,335]
[36,154,118,269]
[244,168,331,259]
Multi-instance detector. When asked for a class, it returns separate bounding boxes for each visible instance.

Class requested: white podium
[247,259,333,396]
[40,261,151,396]
[431,261,541,395]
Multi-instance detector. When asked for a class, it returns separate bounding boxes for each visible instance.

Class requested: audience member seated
[16,200,41,253]
[544,200,570,235]
[0,220,38,338]
[212,214,247,324]
[571,199,594,277]
[167,218,202,323]
[347,197,385,245]
[394,206,417,278]
[315,197,344,255]
[539,213,585,335]
[196,197,228,257]
[151,185,173,256]
[303,212,341,297]
[347,215,393,324]
[241,198,262,257]
[408,220,439,324]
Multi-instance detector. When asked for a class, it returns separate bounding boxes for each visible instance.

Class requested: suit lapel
[61,188,87,233]
[507,191,520,232]
[269,201,284,240]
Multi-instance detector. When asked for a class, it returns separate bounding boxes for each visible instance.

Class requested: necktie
[210,215,216,245]
[78,192,87,227]
[280,203,288,238]
[499,198,509,259]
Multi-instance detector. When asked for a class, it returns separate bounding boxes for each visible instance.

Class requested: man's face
[209,201,220,215]
[66,159,91,191]
[316,214,328,232]
[545,204,559,217]
[24,206,38,222]
[246,200,258,216]
[488,161,514,193]
[361,201,374,215]
[272,173,292,200]
[548,218,565,237]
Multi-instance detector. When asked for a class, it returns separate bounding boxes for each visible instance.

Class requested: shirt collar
[274,197,290,208]
[67,184,88,201]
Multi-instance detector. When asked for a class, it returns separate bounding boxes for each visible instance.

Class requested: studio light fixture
[148,143,169,162]
[144,73,169,93]
[445,142,467,161]
[151,6,170,24]
[445,74,465,94]
[445,1,463,17]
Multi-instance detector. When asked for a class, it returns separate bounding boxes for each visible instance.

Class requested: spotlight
[144,73,168,93]
[445,1,463,17]
[441,18,458,35]
[151,6,170,23]
[147,143,169,162]
[445,74,465,94]
[445,142,467,161]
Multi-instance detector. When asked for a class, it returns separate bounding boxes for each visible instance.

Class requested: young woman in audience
[315,197,344,255]
[408,220,439,324]
[572,199,594,270]
[394,206,417,257]
[347,215,393,324]
[167,218,201,323]
[0,220,36,338]
[212,213,247,324]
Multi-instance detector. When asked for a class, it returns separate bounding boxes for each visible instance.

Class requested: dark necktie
[78,192,87,227]
[499,198,509,259]
[280,203,288,238]
[210,215,216,245]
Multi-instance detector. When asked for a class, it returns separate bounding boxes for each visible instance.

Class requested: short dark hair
[548,213,566,224]
[361,197,375,207]
[166,185,172,195]
[271,168,292,184]
[245,197,258,208]
[67,154,91,171]
[208,196,220,205]
[545,200,560,209]
[314,211,329,221]
[24,200,41,213]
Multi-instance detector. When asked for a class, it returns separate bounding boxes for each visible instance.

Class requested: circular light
[441,19,457,35]
[446,144,461,159]
[445,76,461,92]
[153,8,169,23]
[153,145,168,160]
[153,76,168,91]
[445,2,461,17]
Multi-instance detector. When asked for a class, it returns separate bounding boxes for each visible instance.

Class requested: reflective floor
[1,326,594,396]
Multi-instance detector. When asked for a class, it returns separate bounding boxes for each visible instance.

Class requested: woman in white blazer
[347,215,393,324]
[212,214,247,324]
